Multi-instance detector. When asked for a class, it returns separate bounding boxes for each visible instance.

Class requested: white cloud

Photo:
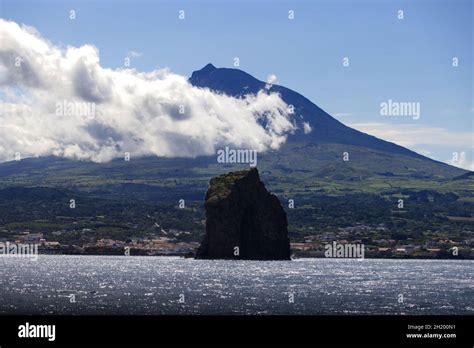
[266,74,278,85]
[303,121,312,134]
[0,20,295,163]
[448,152,474,171]
[348,122,472,148]
[349,122,474,170]
[265,74,278,90]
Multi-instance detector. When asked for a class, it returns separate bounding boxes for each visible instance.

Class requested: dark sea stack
[196,168,290,260]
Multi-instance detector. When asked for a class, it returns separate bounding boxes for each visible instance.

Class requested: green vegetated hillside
[0,64,472,257]
[0,140,472,258]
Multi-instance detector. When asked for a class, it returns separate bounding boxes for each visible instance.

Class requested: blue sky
[1,0,472,169]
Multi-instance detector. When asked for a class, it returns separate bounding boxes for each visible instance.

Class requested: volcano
[188,63,464,179]
[0,63,466,188]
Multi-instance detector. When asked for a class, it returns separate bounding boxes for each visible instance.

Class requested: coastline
[18,249,474,260]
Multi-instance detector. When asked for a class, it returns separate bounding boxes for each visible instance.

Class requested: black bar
[0,315,472,346]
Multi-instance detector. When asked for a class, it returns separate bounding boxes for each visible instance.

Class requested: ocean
[0,256,472,315]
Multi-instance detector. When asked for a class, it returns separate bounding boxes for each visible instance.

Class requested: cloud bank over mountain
[0,19,294,162]
[349,122,473,170]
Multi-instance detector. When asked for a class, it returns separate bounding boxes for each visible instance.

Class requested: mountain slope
[0,63,466,191]
[189,64,460,171]
[189,64,465,177]
[0,64,471,249]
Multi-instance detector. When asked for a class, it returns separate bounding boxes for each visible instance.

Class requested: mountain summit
[190,64,418,156]
[189,64,464,177]
[0,64,465,185]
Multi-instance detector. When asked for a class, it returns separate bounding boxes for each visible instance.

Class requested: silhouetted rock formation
[196,168,290,260]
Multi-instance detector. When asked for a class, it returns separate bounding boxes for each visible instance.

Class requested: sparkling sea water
[0,256,472,315]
